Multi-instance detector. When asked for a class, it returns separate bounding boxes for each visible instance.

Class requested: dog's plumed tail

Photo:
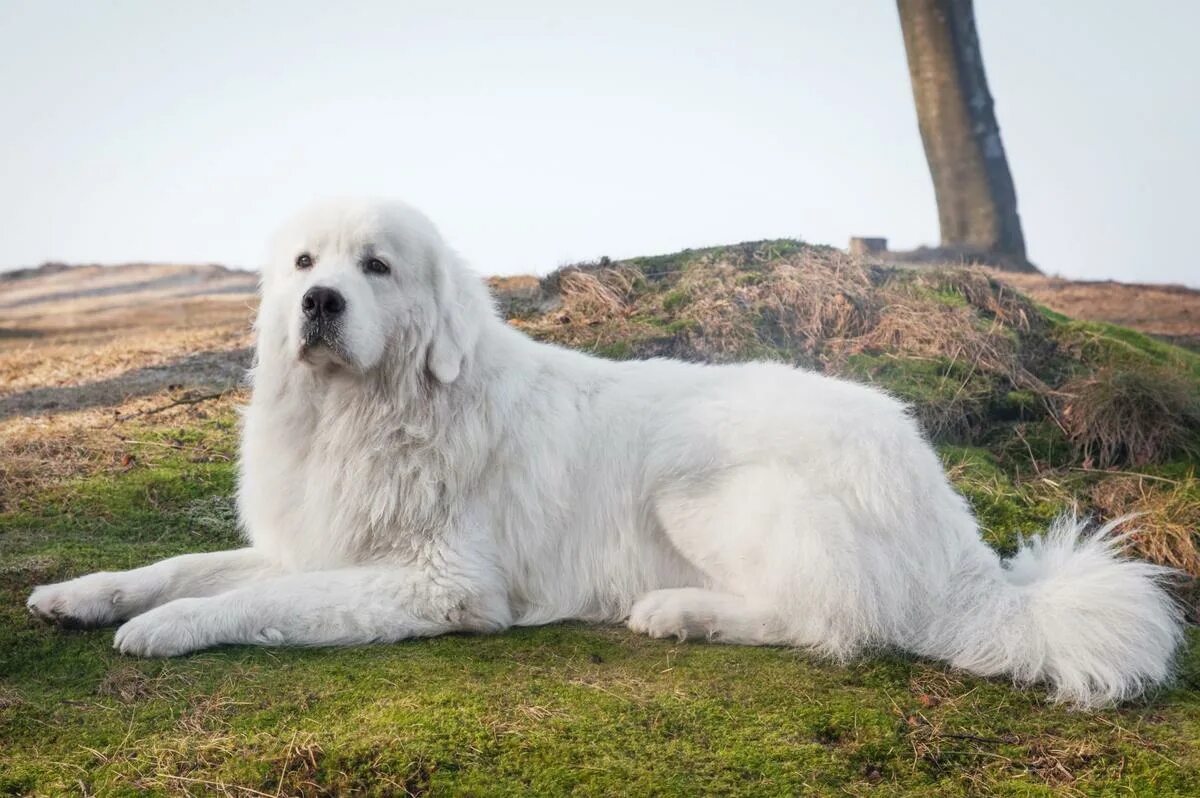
[921,516,1182,707]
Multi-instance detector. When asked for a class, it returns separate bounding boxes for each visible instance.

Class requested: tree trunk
[897,0,1032,270]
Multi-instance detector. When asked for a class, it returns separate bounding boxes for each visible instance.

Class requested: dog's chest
[241,403,455,568]
[306,432,452,557]
[277,414,455,566]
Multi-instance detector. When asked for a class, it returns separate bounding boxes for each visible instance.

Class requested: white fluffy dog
[28,200,1183,707]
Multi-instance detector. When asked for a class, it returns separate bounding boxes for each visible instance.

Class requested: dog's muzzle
[300,286,347,352]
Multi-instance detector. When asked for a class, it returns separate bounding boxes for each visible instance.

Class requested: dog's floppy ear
[426,253,483,384]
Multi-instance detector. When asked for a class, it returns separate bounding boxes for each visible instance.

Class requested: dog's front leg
[27,548,279,629]
[112,561,511,657]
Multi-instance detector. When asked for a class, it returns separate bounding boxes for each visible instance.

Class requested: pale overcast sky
[1,1,1197,284]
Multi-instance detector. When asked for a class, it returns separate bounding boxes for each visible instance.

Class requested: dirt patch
[994,272,1200,348]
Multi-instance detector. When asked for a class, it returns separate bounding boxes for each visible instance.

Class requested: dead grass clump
[815,270,1053,442]
[1060,367,1200,467]
[0,686,27,710]
[175,693,252,739]
[854,304,1011,376]
[0,419,127,511]
[907,668,969,710]
[528,246,884,357]
[898,700,1122,792]
[917,269,1041,334]
[1089,473,1200,578]
[550,266,640,319]
[521,249,1065,445]
[651,249,887,365]
[261,734,327,798]
[836,270,1048,389]
[0,391,241,511]
[899,707,1016,790]
[752,254,881,358]
[97,665,163,703]
[1024,735,1114,788]
[658,260,777,361]
[827,297,1039,442]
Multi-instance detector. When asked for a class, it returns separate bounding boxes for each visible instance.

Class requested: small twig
[1013,424,1043,475]
[940,732,1016,746]
[123,437,232,462]
[112,390,231,423]
[1068,467,1184,486]
[275,730,299,797]
[158,773,275,797]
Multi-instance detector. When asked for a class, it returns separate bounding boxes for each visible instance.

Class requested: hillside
[996,272,1200,352]
[1,250,1199,796]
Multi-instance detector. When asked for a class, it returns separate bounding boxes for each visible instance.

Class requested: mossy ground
[3,246,1200,795]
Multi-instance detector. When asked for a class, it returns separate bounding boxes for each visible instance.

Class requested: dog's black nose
[301,287,346,321]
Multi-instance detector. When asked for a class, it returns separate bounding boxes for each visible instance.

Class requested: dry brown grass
[528,248,918,355]
[1060,367,1200,468]
[1089,472,1200,577]
[0,391,243,512]
[714,253,881,357]
[1,264,254,507]
[552,266,640,318]
[530,249,1045,372]
[96,665,164,703]
[518,248,1062,445]
[894,668,1148,795]
[0,685,27,710]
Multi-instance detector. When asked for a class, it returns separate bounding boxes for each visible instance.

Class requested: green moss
[1056,320,1200,380]
[904,281,970,308]
[841,354,996,442]
[662,318,700,335]
[6,441,1195,794]
[1001,389,1039,417]
[937,445,1065,553]
[1038,305,1070,324]
[931,289,969,308]
[5,540,1200,797]
[662,289,691,312]
[619,239,809,282]
[591,340,634,360]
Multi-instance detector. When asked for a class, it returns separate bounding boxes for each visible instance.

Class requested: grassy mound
[502,241,1200,571]
[2,244,1199,795]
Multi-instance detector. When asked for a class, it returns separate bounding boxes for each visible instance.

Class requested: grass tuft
[1060,367,1200,467]
[1089,470,1200,582]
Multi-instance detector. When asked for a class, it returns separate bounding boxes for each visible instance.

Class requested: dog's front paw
[27,573,128,629]
[114,599,212,657]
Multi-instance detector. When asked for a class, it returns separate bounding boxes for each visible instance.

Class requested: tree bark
[897,0,1032,270]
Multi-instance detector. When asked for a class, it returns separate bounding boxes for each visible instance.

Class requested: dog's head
[260,199,484,383]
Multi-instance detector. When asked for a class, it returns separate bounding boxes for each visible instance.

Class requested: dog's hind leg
[639,462,888,658]
[628,588,786,644]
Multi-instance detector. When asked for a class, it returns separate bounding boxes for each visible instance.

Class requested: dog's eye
[364,257,390,275]
[295,253,313,270]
